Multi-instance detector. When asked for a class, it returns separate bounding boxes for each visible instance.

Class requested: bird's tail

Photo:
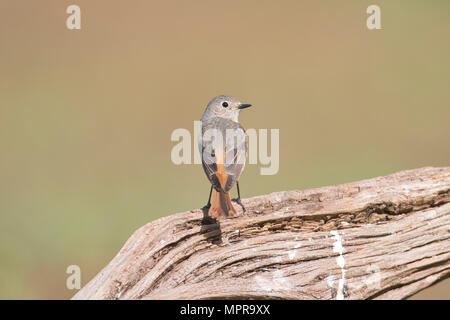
[209,189,236,218]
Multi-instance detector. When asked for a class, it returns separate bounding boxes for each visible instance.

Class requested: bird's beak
[238,103,252,109]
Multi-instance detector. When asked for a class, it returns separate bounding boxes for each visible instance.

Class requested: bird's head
[201,94,251,122]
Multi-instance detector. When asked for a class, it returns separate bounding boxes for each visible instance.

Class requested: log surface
[73,167,450,300]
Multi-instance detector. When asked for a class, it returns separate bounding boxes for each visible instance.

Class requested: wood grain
[73,167,450,300]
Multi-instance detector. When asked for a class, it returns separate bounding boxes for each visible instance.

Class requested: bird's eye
[222,102,229,108]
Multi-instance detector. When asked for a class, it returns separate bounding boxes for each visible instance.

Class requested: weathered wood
[73,167,450,300]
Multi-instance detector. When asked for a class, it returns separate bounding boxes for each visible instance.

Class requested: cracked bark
[72,167,450,300]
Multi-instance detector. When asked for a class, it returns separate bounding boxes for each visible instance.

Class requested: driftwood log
[73,167,450,300]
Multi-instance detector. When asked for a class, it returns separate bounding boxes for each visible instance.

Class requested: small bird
[199,95,251,218]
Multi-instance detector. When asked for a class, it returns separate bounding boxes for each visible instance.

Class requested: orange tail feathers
[209,189,237,218]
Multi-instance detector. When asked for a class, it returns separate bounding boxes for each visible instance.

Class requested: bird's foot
[232,198,246,212]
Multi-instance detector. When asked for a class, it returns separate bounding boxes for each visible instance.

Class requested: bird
[199,95,251,218]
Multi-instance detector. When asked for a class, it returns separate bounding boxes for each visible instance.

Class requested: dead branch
[73,167,450,300]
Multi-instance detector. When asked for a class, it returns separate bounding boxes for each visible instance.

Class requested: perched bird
[199,95,251,218]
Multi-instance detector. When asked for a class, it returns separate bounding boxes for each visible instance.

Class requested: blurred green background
[0,0,449,299]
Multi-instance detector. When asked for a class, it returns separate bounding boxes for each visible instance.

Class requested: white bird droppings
[254,269,291,292]
[330,230,346,300]
[427,210,437,219]
[288,250,296,260]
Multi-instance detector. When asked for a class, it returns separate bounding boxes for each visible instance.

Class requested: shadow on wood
[73,167,450,300]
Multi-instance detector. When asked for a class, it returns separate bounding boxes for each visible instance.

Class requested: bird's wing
[223,124,247,192]
[201,118,222,191]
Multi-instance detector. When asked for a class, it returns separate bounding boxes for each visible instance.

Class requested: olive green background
[0,1,449,299]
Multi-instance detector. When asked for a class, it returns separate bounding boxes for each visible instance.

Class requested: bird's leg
[234,181,246,212]
[203,186,213,209]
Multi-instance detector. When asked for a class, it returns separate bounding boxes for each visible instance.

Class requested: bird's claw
[232,198,246,212]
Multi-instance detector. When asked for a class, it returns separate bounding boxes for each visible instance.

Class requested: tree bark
[73,167,450,300]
